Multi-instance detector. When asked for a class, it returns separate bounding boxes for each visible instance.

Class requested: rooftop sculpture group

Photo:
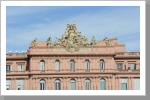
[31,24,112,52]
[54,23,96,47]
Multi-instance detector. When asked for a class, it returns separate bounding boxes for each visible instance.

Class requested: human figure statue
[31,38,38,46]
[85,39,90,46]
[47,37,52,46]
[91,36,96,45]
[105,37,112,46]
[54,37,61,46]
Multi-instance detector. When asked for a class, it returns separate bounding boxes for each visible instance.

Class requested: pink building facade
[6,24,140,90]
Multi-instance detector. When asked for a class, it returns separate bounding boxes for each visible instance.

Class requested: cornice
[27,53,116,57]
[114,56,140,59]
[6,57,28,60]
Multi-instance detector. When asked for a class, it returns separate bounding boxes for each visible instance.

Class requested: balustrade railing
[6,53,27,57]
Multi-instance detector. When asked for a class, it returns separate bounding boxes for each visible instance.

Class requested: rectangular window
[121,83,127,90]
[6,80,11,90]
[118,63,122,70]
[6,65,12,73]
[55,62,60,71]
[55,82,60,90]
[18,65,23,72]
[85,61,90,71]
[16,79,24,90]
[129,63,136,70]
[70,82,76,90]
[85,82,90,90]
[134,78,140,90]
[100,81,106,90]
[40,83,42,90]
[121,78,128,90]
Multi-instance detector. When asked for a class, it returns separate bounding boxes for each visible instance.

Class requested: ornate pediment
[54,23,96,52]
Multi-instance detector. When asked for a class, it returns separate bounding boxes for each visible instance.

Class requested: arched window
[40,79,46,90]
[100,60,105,70]
[40,60,45,71]
[70,79,76,90]
[85,60,90,70]
[100,78,106,90]
[55,79,61,90]
[85,79,91,90]
[70,60,75,71]
[55,60,60,71]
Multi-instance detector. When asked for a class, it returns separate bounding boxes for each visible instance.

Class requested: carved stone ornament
[47,37,52,47]
[105,37,112,46]
[54,23,96,52]
[31,38,38,46]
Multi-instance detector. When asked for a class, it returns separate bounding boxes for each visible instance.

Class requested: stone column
[75,78,78,90]
[78,77,81,90]
[109,77,112,90]
[108,77,110,90]
[112,75,115,90]
[24,78,27,90]
[128,77,131,90]
[106,77,108,90]
[131,77,133,90]
[118,77,120,90]
[32,78,35,90]
[90,78,93,90]
[66,77,68,90]
[82,77,84,90]
[52,78,55,90]
[115,77,117,90]
[11,78,15,90]
[61,77,63,90]
[37,78,40,90]
[96,77,99,90]
[93,77,95,90]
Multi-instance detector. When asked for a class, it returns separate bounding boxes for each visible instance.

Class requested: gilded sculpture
[31,38,38,46]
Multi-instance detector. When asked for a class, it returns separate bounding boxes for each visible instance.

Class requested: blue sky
[6,6,140,53]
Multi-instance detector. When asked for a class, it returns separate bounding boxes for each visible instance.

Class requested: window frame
[129,63,136,70]
[85,79,91,90]
[6,65,12,73]
[70,79,76,90]
[6,79,11,90]
[121,78,128,90]
[100,60,105,70]
[16,79,24,90]
[40,60,45,72]
[55,79,61,90]
[55,60,60,71]
[70,60,75,71]
[117,63,123,70]
[85,60,90,71]
[40,79,46,90]
[100,78,106,90]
